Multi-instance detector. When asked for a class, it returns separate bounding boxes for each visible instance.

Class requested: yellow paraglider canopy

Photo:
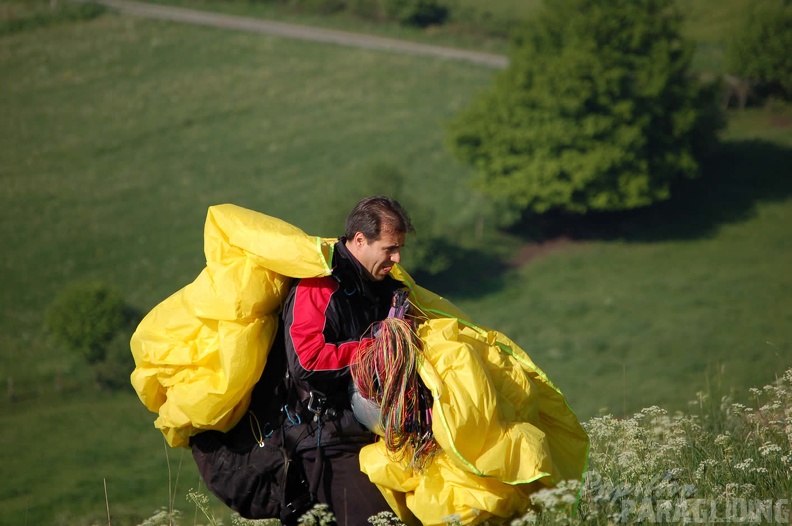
[130,204,589,525]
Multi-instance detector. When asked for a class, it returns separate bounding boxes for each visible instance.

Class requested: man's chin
[368,270,390,281]
[364,270,385,281]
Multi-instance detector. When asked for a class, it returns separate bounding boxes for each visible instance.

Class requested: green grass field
[0,10,497,524]
[0,1,790,524]
[144,0,752,72]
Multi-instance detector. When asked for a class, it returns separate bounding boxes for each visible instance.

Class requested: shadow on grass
[409,139,792,300]
[410,244,509,301]
[507,139,792,243]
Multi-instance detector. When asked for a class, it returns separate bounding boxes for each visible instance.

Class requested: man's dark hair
[344,196,414,241]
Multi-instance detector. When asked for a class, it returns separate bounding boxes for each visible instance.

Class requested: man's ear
[352,232,368,246]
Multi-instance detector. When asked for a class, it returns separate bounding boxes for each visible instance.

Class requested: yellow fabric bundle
[130,204,589,523]
[361,303,589,525]
[130,204,334,447]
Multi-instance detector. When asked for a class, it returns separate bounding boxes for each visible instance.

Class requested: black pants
[299,445,392,526]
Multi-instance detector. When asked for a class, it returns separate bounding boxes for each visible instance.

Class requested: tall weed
[514,368,792,524]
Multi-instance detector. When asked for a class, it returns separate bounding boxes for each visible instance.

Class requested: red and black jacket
[281,239,403,449]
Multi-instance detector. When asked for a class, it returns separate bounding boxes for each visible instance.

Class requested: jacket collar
[333,238,369,293]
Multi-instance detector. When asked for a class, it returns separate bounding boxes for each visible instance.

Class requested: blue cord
[283,405,302,426]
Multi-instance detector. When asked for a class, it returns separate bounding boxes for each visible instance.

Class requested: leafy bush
[46,281,139,390]
[448,0,724,221]
[46,281,127,364]
[385,0,449,27]
[253,0,451,27]
[726,0,792,100]
[0,1,106,36]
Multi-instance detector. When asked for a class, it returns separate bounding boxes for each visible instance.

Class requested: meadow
[0,0,790,524]
[144,0,752,71]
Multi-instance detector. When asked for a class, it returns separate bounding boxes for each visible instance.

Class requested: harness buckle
[306,390,327,415]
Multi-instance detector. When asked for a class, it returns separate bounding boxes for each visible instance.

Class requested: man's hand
[388,289,410,319]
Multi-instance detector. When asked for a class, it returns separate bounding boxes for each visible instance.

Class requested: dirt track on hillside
[80,0,509,69]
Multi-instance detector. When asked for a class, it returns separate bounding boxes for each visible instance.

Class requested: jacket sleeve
[282,276,371,387]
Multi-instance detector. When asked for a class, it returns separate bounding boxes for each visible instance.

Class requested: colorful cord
[351,317,439,471]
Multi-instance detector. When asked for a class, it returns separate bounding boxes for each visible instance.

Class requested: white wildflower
[723,483,740,497]
[734,458,754,471]
[653,480,677,499]
[139,508,183,526]
[233,516,277,525]
[694,459,717,481]
[557,479,582,493]
[530,488,559,510]
[298,503,336,526]
[529,481,581,512]
[758,441,783,457]
[511,510,538,525]
[367,512,406,526]
[762,384,785,401]
[617,450,641,473]
[714,433,731,446]
[639,406,668,418]
[760,403,782,413]
[561,493,578,505]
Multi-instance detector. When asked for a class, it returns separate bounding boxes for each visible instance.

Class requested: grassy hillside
[0,8,493,388]
[145,0,752,72]
[0,390,204,525]
[0,1,790,524]
[0,10,496,525]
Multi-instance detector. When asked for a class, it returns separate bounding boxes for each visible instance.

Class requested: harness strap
[283,370,330,504]
[308,440,325,502]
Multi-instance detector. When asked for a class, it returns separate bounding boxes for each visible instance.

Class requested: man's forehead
[373,230,405,246]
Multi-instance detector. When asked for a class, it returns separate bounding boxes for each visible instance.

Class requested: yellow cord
[248,411,265,447]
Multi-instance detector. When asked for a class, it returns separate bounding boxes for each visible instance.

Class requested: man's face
[347,230,405,281]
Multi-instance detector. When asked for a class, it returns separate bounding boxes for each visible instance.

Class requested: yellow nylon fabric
[361,442,545,526]
[130,204,334,447]
[130,204,589,521]
[359,317,589,525]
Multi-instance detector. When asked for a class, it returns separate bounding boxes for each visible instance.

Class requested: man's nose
[391,250,401,264]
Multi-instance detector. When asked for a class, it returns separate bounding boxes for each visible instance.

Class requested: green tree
[726,0,792,100]
[449,0,722,220]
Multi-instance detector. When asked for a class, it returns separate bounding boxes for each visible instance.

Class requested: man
[281,196,414,525]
